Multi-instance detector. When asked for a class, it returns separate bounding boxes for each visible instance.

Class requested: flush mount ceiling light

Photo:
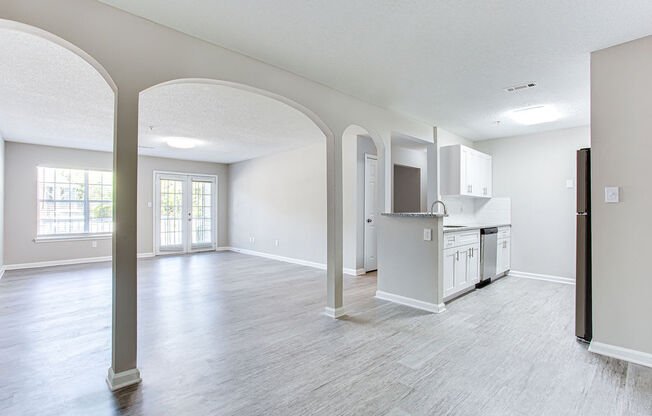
[166,137,199,149]
[510,105,560,125]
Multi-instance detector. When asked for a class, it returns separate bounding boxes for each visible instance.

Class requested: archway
[0,19,127,389]
[136,78,343,317]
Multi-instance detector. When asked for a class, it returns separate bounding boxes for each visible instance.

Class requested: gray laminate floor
[0,251,650,415]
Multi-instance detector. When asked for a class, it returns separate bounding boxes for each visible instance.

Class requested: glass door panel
[158,177,185,251]
[191,180,213,248]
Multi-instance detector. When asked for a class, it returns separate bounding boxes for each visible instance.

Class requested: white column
[325,128,345,318]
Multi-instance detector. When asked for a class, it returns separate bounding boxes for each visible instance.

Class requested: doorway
[154,171,217,254]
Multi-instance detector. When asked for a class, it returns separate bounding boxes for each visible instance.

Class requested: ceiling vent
[504,82,536,92]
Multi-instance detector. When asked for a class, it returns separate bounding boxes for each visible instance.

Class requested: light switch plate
[423,228,432,241]
[147,201,152,208]
[605,187,619,203]
[566,179,574,189]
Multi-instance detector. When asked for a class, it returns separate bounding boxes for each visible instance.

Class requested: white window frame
[35,165,114,242]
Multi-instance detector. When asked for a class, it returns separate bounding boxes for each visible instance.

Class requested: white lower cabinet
[496,237,511,275]
[443,231,480,300]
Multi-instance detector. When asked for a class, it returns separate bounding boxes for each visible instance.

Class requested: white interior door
[155,172,217,254]
[364,154,378,272]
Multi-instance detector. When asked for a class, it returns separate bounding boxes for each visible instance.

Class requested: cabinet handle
[469,247,473,257]
[456,250,459,261]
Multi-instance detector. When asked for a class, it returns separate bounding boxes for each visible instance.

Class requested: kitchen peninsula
[376,212,446,313]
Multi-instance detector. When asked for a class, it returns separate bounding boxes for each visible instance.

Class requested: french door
[155,172,217,254]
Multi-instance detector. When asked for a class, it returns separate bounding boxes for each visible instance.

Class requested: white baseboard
[4,253,156,271]
[323,306,347,318]
[4,256,112,271]
[215,246,232,252]
[509,270,575,285]
[229,247,328,270]
[106,367,142,391]
[589,341,652,368]
[343,267,366,276]
[375,290,446,314]
[0,266,5,281]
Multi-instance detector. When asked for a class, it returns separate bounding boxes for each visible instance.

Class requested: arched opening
[135,78,341,329]
[0,18,121,391]
[342,125,385,303]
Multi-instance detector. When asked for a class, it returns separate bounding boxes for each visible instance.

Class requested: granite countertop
[381,212,448,218]
[443,224,511,233]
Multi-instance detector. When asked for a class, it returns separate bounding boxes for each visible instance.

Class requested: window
[37,167,113,237]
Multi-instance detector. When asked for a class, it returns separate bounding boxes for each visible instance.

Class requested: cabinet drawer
[444,234,457,248]
[456,231,480,246]
[444,230,480,248]
[497,226,511,239]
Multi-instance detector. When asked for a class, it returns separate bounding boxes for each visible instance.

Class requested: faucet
[430,200,448,216]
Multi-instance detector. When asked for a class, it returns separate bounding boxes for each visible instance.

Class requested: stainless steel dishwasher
[478,227,498,287]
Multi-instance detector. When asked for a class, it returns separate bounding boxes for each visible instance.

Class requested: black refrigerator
[576,148,592,342]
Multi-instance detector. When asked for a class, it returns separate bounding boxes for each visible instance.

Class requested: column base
[106,367,142,391]
[324,306,347,318]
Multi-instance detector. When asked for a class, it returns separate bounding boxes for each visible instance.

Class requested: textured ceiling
[98,0,652,140]
[0,29,323,163]
[138,82,324,163]
[0,28,114,150]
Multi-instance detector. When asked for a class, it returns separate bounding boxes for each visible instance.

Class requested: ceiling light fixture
[510,105,560,125]
[166,137,199,149]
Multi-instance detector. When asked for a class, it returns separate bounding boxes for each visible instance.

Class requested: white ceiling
[138,82,324,163]
[0,29,323,163]
[0,28,115,151]
[98,0,652,140]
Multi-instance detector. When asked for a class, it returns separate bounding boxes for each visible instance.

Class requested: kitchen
[375,112,594,328]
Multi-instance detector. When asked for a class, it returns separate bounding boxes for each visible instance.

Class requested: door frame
[153,170,219,256]
[363,153,378,272]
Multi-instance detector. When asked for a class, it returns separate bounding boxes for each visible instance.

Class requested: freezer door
[576,214,592,341]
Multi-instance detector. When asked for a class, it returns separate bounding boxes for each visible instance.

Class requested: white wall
[228,142,327,265]
[474,126,590,279]
[590,35,652,357]
[3,142,228,265]
[391,145,428,212]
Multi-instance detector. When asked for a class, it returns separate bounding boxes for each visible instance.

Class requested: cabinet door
[496,238,505,275]
[479,155,492,197]
[467,244,480,284]
[455,247,470,291]
[460,147,477,196]
[502,238,511,271]
[443,248,457,297]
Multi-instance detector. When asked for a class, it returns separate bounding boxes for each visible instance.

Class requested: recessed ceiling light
[510,105,560,125]
[166,137,199,149]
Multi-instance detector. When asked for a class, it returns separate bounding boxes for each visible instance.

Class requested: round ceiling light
[166,137,199,149]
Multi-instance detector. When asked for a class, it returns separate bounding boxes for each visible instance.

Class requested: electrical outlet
[566,179,574,189]
[91,240,98,248]
[275,240,279,247]
[147,201,152,208]
[423,228,432,241]
[250,237,255,244]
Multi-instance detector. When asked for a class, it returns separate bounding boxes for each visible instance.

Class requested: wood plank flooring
[0,251,650,415]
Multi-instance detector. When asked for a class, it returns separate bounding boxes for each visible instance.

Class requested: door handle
[366,218,372,223]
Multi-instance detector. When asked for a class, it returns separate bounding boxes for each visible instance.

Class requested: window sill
[34,234,113,243]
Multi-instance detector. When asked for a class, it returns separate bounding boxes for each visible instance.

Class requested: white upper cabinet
[440,144,492,198]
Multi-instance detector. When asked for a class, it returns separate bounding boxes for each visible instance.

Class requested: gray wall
[590,35,652,356]
[228,142,327,264]
[475,126,590,279]
[3,142,228,265]
[137,155,229,253]
[391,145,428,212]
[393,165,421,213]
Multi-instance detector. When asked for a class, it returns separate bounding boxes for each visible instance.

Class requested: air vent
[504,82,536,92]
